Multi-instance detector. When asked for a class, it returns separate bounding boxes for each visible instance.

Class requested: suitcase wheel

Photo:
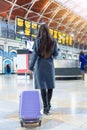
[20,120,24,127]
[39,120,41,126]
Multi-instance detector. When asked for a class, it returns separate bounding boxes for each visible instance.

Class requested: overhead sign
[31,22,38,37]
[15,17,73,46]
[15,17,31,36]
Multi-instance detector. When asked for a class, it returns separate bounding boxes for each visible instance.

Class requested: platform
[0,74,87,129]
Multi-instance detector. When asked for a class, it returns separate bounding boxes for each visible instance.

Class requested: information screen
[49,29,54,36]
[58,32,62,44]
[65,34,69,45]
[24,20,31,36]
[16,17,24,34]
[15,17,31,36]
[31,22,38,37]
[15,17,73,47]
[69,36,73,46]
[61,33,66,45]
[53,30,58,39]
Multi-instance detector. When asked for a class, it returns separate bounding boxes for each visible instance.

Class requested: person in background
[79,51,85,80]
[6,64,11,74]
[29,23,58,115]
[84,53,87,73]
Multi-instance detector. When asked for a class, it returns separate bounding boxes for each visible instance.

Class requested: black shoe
[48,105,51,111]
[44,108,49,115]
[48,103,51,111]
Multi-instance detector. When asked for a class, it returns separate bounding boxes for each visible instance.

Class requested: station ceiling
[0,0,87,45]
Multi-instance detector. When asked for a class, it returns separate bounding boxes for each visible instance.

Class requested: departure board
[53,30,58,39]
[16,17,24,34]
[58,32,62,44]
[65,34,69,45]
[15,17,73,46]
[31,22,38,37]
[38,24,40,30]
[69,36,73,46]
[15,17,31,36]
[61,33,66,45]
[49,29,54,36]
[24,20,31,36]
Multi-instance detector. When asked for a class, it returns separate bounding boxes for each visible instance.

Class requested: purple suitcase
[19,90,42,127]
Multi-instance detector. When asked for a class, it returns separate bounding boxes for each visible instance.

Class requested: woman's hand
[28,70,32,74]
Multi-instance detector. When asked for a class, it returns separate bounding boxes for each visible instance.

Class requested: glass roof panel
[56,0,87,20]
[56,0,68,4]
[64,1,76,9]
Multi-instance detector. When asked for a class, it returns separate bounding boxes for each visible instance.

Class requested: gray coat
[29,38,58,89]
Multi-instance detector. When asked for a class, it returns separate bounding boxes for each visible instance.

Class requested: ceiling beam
[8,0,18,23]
[24,0,38,19]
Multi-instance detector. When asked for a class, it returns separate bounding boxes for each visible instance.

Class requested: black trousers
[40,89,53,109]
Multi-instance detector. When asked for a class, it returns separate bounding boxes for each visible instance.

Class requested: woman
[29,23,58,114]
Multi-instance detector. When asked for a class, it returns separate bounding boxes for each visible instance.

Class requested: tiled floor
[0,74,87,130]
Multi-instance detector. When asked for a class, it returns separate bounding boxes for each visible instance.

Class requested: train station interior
[0,0,87,129]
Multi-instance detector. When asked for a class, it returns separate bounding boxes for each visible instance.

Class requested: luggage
[19,90,42,127]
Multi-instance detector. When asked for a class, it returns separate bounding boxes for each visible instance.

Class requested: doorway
[3,59,13,74]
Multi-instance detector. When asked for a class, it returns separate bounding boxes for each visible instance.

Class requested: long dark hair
[37,24,55,58]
